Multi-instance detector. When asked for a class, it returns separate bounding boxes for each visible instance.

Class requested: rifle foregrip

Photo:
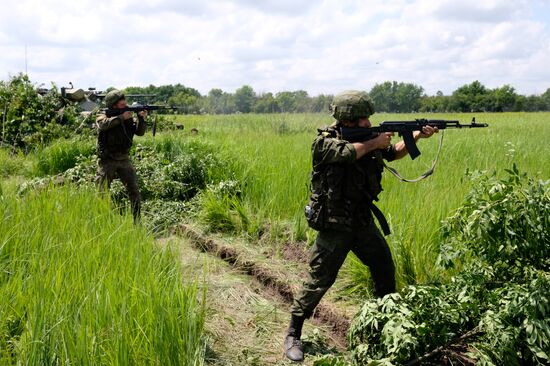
[403,131,421,160]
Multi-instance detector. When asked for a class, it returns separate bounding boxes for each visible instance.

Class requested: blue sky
[0,0,549,95]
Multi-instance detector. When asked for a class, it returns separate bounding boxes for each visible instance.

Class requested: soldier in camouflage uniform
[95,90,147,222]
[284,91,438,362]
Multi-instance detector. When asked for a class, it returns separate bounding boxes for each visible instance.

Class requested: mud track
[175,224,351,341]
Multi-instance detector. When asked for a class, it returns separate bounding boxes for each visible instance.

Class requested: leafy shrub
[348,168,550,365]
[439,165,550,281]
[0,74,79,149]
[19,140,237,235]
[142,199,191,234]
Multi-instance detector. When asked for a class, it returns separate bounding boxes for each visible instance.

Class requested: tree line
[123,80,550,114]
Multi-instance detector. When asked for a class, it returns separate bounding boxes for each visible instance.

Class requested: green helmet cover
[330,90,375,121]
[104,90,125,108]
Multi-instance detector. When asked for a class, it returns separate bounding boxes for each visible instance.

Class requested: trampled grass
[0,186,206,365]
[168,112,550,286]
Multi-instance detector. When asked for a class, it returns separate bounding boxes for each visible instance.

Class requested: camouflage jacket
[96,113,146,160]
[306,125,395,232]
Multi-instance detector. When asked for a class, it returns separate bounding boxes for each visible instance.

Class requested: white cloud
[0,0,548,95]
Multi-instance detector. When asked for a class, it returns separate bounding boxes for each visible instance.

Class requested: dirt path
[175,224,359,338]
[161,234,348,365]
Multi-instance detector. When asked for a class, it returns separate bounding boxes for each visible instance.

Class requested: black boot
[284,315,304,362]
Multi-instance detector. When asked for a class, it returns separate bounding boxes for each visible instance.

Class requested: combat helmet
[104,90,125,108]
[330,90,375,121]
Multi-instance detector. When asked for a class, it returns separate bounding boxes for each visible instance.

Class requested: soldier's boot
[284,315,305,362]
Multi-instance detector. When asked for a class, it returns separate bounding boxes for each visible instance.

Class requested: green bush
[439,165,550,281]
[347,168,550,365]
[0,74,79,149]
[19,139,238,235]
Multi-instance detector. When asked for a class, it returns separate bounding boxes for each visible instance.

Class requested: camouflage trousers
[96,157,141,222]
[290,221,395,319]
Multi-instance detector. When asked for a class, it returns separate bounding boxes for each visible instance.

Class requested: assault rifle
[341,118,488,160]
[102,103,186,136]
[102,104,185,118]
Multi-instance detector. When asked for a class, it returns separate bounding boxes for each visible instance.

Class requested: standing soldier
[284,91,438,362]
[95,90,147,222]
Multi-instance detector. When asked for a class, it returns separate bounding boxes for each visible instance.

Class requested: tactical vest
[305,126,390,234]
[97,118,136,160]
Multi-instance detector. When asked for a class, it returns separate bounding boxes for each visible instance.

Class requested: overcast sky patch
[0,0,548,95]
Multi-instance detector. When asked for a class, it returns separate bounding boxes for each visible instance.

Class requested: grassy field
[1,112,548,364]
[168,112,549,286]
[0,186,206,365]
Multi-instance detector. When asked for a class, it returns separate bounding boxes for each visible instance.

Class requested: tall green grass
[0,186,205,365]
[172,112,550,288]
[33,137,95,176]
[0,148,29,178]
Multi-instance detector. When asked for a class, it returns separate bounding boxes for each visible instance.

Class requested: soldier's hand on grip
[372,132,393,149]
[122,111,133,120]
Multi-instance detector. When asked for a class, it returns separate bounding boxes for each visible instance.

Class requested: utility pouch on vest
[304,193,325,231]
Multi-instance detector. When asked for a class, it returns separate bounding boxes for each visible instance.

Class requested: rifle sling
[383,130,445,183]
[370,202,391,236]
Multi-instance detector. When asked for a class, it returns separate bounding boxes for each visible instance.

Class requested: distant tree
[420,94,452,112]
[234,85,256,113]
[490,85,518,112]
[310,94,333,113]
[369,81,424,112]
[124,84,201,105]
[292,90,311,112]
[541,87,550,111]
[451,80,489,112]
[253,92,280,113]
[167,92,201,114]
[275,91,296,112]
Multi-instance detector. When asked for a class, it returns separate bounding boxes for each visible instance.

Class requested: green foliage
[0,74,79,149]
[19,137,236,235]
[474,272,550,365]
[142,199,191,234]
[198,180,250,233]
[369,81,425,112]
[234,85,256,113]
[181,112,549,286]
[97,80,550,114]
[131,143,225,202]
[421,80,549,112]
[439,165,550,281]
[0,186,206,365]
[34,137,95,176]
[124,83,201,104]
[0,148,28,177]
[348,169,550,365]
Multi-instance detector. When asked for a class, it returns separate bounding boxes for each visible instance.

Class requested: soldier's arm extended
[96,113,124,131]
